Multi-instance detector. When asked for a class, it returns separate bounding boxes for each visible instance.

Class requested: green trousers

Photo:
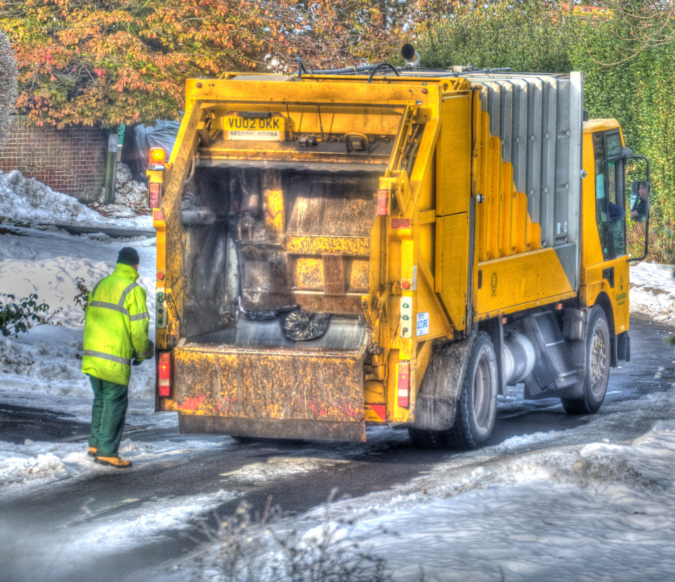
[88,375,129,457]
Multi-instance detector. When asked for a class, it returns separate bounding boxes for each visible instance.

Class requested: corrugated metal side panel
[465,72,583,290]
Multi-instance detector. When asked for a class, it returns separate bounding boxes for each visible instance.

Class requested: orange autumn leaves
[0,0,448,128]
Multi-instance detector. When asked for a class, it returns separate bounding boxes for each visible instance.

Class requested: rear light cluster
[398,361,410,408]
[158,352,171,397]
[376,189,388,216]
[148,182,162,209]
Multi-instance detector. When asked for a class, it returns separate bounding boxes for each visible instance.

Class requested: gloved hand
[133,340,155,365]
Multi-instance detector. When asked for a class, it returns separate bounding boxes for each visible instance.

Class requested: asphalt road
[1,314,674,582]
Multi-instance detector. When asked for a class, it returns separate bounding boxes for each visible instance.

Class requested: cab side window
[593,131,626,260]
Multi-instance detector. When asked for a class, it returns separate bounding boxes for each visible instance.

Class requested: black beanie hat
[117,247,140,266]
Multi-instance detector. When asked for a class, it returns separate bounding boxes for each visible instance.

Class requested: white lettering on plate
[228,130,280,141]
[416,312,429,337]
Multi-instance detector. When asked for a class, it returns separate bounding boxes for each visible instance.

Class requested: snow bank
[0,435,226,500]
[630,262,675,324]
[300,419,675,582]
[89,163,152,220]
[0,168,151,229]
[0,228,157,408]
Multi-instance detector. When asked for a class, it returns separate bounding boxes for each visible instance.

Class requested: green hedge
[416,0,674,260]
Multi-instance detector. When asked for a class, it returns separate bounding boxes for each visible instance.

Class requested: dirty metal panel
[323,255,346,295]
[286,236,370,256]
[286,179,376,238]
[190,316,368,350]
[197,160,389,174]
[179,414,366,442]
[174,342,367,440]
[293,257,325,290]
[347,259,369,292]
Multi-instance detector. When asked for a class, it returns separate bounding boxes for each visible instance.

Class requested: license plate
[223,114,285,141]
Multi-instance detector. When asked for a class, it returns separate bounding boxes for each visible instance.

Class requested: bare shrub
[0,31,18,149]
[196,492,393,582]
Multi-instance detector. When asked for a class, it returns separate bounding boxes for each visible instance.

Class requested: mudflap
[173,342,367,442]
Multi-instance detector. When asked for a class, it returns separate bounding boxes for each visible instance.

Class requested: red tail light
[398,361,410,408]
[148,182,162,208]
[158,352,171,397]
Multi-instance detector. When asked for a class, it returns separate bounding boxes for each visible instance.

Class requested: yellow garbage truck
[148,50,650,448]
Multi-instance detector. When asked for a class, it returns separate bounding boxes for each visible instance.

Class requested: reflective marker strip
[118,283,139,307]
[89,301,129,316]
[89,283,142,318]
[129,311,149,321]
[83,350,131,366]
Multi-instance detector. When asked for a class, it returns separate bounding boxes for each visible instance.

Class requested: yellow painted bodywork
[579,119,630,333]
[151,73,626,435]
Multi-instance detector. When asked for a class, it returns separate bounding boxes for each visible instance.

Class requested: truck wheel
[444,331,498,450]
[561,305,610,415]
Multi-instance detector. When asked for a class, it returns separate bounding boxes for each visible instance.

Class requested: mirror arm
[628,155,651,263]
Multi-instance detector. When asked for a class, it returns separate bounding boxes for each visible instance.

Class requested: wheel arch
[412,332,476,431]
[590,291,618,367]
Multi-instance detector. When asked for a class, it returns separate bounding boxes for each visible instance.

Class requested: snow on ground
[0,224,168,494]
[0,435,229,501]
[0,227,157,402]
[89,163,153,220]
[630,261,675,324]
[221,457,349,485]
[0,487,239,582]
[0,176,673,573]
[0,168,152,230]
[247,412,675,582]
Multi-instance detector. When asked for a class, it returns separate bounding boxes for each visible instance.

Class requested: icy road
[0,190,673,581]
[1,315,675,582]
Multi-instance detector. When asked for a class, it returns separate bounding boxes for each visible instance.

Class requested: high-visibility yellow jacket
[82,263,150,385]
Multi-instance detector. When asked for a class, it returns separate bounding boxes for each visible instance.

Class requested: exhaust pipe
[401,44,420,68]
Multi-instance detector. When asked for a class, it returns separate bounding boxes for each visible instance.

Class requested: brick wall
[0,116,107,203]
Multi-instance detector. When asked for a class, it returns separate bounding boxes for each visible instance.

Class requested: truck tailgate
[173,317,368,442]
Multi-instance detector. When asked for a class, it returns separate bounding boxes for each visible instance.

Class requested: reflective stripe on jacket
[82,263,150,385]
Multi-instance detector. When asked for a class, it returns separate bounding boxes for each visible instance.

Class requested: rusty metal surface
[178,413,366,442]
[232,171,377,314]
[190,315,367,350]
[286,176,375,237]
[198,160,389,173]
[174,342,367,429]
[413,334,475,430]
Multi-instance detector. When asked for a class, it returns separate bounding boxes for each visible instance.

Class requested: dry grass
[193,491,394,582]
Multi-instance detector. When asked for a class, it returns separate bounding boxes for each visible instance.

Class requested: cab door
[581,125,629,335]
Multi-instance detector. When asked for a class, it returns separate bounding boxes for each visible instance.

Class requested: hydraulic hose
[367,63,400,83]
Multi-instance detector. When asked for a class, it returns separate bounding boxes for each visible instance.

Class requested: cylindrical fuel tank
[503,331,536,386]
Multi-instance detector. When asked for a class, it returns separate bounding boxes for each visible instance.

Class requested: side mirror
[630,180,649,223]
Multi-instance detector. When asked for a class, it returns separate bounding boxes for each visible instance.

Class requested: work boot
[88,447,97,457]
[95,456,132,469]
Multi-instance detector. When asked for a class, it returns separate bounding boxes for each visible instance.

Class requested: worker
[631,181,649,220]
[82,247,154,468]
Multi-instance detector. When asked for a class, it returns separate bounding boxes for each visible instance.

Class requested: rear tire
[561,305,610,415]
[445,332,498,449]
